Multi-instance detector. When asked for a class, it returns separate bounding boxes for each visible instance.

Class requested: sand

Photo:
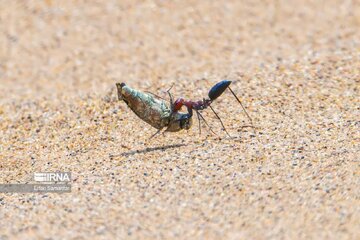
[0,0,359,239]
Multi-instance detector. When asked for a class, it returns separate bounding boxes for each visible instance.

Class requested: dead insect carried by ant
[116,80,253,138]
[116,83,193,135]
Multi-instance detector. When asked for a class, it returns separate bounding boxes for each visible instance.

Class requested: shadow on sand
[110,143,186,158]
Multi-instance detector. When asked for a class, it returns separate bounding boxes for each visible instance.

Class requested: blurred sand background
[0,0,359,239]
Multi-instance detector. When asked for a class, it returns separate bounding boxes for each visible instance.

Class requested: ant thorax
[190,99,212,110]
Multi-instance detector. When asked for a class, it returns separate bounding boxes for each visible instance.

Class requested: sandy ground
[0,0,359,239]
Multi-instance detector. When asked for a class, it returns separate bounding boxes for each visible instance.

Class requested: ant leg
[196,110,201,136]
[149,128,162,139]
[165,85,176,129]
[209,105,231,137]
[144,91,166,101]
[166,84,174,107]
[197,110,218,136]
[227,87,253,124]
[144,84,174,105]
[227,87,258,138]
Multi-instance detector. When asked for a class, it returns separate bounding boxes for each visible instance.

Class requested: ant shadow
[111,143,186,158]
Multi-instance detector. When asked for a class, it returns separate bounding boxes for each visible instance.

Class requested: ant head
[174,98,185,111]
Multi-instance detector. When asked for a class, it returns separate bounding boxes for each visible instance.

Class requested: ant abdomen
[208,80,232,100]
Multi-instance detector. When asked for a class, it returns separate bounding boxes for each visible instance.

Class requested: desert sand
[0,0,359,239]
